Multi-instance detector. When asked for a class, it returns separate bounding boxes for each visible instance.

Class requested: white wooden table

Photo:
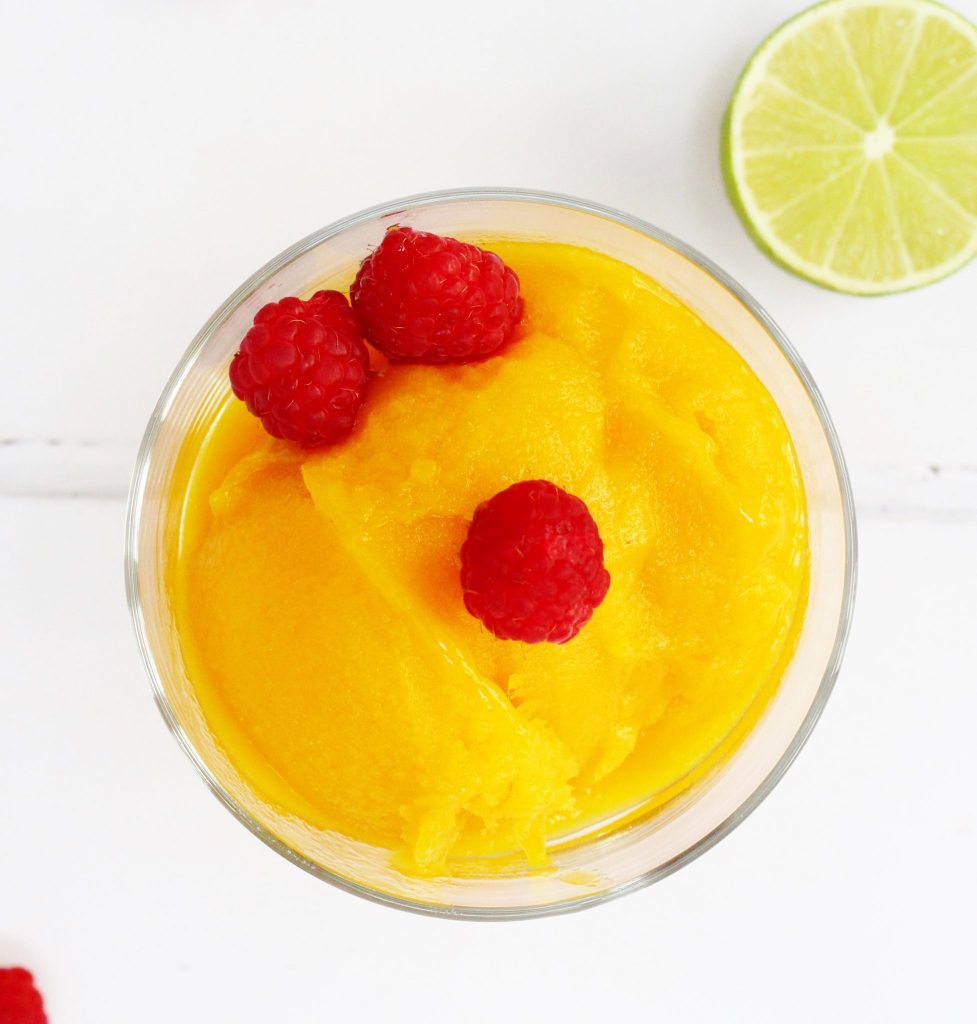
[3,1,975,1020]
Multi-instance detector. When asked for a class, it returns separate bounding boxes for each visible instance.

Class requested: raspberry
[229,290,369,448]
[350,227,523,363]
[460,480,611,644]
[0,967,47,1024]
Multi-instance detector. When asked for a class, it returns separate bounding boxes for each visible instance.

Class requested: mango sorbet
[171,240,808,873]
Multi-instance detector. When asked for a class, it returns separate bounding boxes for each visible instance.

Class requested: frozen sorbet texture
[171,240,808,872]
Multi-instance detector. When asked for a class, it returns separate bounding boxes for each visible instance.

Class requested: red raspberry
[460,480,611,644]
[229,290,369,448]
[350,226,523,363]
[0,967,47,1024]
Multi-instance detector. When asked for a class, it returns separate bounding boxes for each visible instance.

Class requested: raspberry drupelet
[229,290,369,448]
[460,480,611,644]
[0,967,47,1024]
[350,226,523,363]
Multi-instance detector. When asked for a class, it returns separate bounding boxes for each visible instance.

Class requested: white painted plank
[2,0,976,496]
[1,497,973,1021]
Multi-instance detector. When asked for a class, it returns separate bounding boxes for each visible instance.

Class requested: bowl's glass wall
[127,191,854,918]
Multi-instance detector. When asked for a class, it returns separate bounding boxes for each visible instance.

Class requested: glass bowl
[125,187,856,919]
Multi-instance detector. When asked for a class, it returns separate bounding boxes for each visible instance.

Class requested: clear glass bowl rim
[124,186,857,921]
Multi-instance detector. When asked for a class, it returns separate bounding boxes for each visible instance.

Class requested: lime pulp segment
[724,0,977,294]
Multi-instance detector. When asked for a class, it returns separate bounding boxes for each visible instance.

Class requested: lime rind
[722,0,977,294]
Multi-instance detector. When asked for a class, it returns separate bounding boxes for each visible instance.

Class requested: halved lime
[723,0,977,294]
